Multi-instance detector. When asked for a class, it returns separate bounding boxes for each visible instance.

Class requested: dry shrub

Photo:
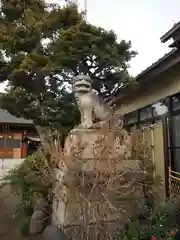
[33,118,154,240]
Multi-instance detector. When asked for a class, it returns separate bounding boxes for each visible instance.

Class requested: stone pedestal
[51,127,148,238]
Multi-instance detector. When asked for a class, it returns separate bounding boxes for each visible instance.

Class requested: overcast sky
[0,0,179,91]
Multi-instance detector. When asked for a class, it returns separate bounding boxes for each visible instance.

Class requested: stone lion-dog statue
[72,74,113,128]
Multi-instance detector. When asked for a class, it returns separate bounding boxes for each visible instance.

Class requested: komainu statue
[72,74,113,128]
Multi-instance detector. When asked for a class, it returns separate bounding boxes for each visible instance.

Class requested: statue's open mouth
[73,83,92,93]
[74,89,90,94]
[74,83,91,88]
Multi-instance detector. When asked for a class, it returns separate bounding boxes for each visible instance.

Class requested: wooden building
[114,21,180,199]
[0,108,38,159]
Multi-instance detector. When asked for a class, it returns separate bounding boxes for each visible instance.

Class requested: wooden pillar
[13,133,22,159]
[22,143,27,158]
[22,131,27,158]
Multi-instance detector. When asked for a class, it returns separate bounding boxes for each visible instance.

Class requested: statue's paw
[42,225,67,240]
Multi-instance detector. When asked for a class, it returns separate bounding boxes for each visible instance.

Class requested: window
[167,118,170,148]
[14,139,21,148]
[174,149,180,173]
[152,100,168,116]
[173,115,180,146]
[0,134,21,149]
[140,106,152,121]
[6,139,14,149]
[172,94,180,112]
[124,98,168,126]
[172,114,180,172]
[5,135,13,149]
[0,139,5,149]
[0,134,5,149]
[169,149,172,165]
[126,111,138,124]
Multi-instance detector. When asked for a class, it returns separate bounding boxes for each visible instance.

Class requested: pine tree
[0,0,136,136]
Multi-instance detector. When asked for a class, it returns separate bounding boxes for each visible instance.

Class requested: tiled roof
[0,108,33,125]
[136,49,176,79]
[161,21,180,43]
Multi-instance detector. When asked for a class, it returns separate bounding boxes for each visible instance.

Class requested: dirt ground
[0,185,42,240]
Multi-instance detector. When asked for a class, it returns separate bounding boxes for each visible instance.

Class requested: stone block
[43,225,67,240]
